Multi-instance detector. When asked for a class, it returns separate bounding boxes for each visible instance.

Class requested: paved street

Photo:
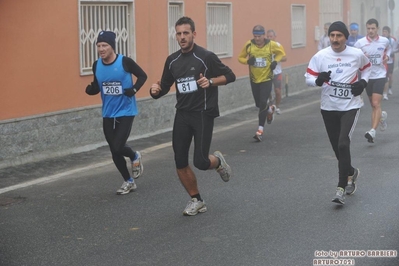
[1,85,399,266]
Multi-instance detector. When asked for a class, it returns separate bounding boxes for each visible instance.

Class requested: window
[319,0,343,29]
[206,2,233,58]
[168,2,184,54]
[291,5,306,48]
[79,1,134,75]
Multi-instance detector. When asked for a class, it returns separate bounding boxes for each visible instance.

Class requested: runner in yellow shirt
[238,25,286,141]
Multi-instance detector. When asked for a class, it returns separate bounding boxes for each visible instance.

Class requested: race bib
[328,81,352,99]
[102,81,123,95]
[254,57,267,68]
[176,76,198,94]
[368,54,382,65]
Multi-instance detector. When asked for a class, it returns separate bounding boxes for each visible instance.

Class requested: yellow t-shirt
[238,39,286,83]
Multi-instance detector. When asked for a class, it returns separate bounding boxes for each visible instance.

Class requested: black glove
[351,79,367,96]
[124,87,137,97]
[315,71,331,86]
[270,61,277,71]
[247,56,256,66]
[85,82,100,95]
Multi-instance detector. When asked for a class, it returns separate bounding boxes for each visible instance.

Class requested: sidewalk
[0,88,320,190]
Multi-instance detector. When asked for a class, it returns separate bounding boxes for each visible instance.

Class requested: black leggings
[250,80,273,127]
[103,116,136,181]
[172,110,214,170]
[321,109,359,188]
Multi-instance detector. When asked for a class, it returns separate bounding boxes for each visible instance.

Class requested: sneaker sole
[116,185,136,195]
[133,164,144,179]
[132,152,143,179]
[346,184,356,195]
[365,132,374,143]
[117,189,134,195]
[253,134,262,142]
[214,151,231,182]
[266,105,276,124]
[346,169,359,195]
[183,206,207,216]
[332,198,345,204]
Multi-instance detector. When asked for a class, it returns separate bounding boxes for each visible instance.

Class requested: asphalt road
[1,86,399,266]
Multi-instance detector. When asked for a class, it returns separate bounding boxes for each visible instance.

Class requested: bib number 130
[333,88,350,97]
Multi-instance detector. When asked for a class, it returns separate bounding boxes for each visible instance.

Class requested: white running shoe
[267,105,276,124]
[183,198,207,216]
[379,111,387,131]
[383,94,389,100]
[275,108,281,115]
[116,181,137,195]
[388,89,393,95]
[132,151,143,179]
[365,129,376,143]
[214,151,231,182]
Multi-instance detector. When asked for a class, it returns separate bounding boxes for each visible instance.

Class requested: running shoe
[383,94,389,100]
[116,181,137,195]
[131,151,143,179]
[275,108,281,115]
[183,198,207,216]
[379,111,387,131]
[332,187,345,204]
[266,105,276,124]
[253,130,263,142]
[388,89,393,95]
[214,151,231,182]
[345,168,359,195]
[365,129,376,143]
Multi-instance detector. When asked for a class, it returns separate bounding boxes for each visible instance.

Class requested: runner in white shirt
[354,18,391,143]
[318,22,332,51]
[381,26,398,99]
[266,29,287,114]
[305,21,372,205]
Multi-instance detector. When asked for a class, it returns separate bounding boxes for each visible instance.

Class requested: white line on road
[0,99,319,195]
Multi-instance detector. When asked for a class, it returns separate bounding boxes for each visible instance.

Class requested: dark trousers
[250,80,273,127]
[321,109,359,188]
[172,110,214,170]
[103,116,136,181]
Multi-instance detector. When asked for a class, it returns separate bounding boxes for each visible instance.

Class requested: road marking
[0,99,319,195]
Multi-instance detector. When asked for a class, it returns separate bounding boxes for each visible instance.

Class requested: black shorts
[172,110,214,170]
[365,78,386,96]
[387,63,394,75]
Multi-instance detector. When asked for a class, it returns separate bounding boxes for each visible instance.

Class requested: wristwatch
[209,79,214,86]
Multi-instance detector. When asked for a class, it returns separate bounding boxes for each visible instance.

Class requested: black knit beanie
[328,21,349,39]
[96,31,116,50]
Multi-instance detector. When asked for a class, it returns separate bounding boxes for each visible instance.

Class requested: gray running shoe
[253,130,263,142]
[132,151,143,179]
[266,105,276,124]
[379,111,387,131]
[345,168,359,195]
[183,198,207,216]
[116,181,137,195]
[332,187,345,204]
[214,151,231,182]
[365,129,375,143]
